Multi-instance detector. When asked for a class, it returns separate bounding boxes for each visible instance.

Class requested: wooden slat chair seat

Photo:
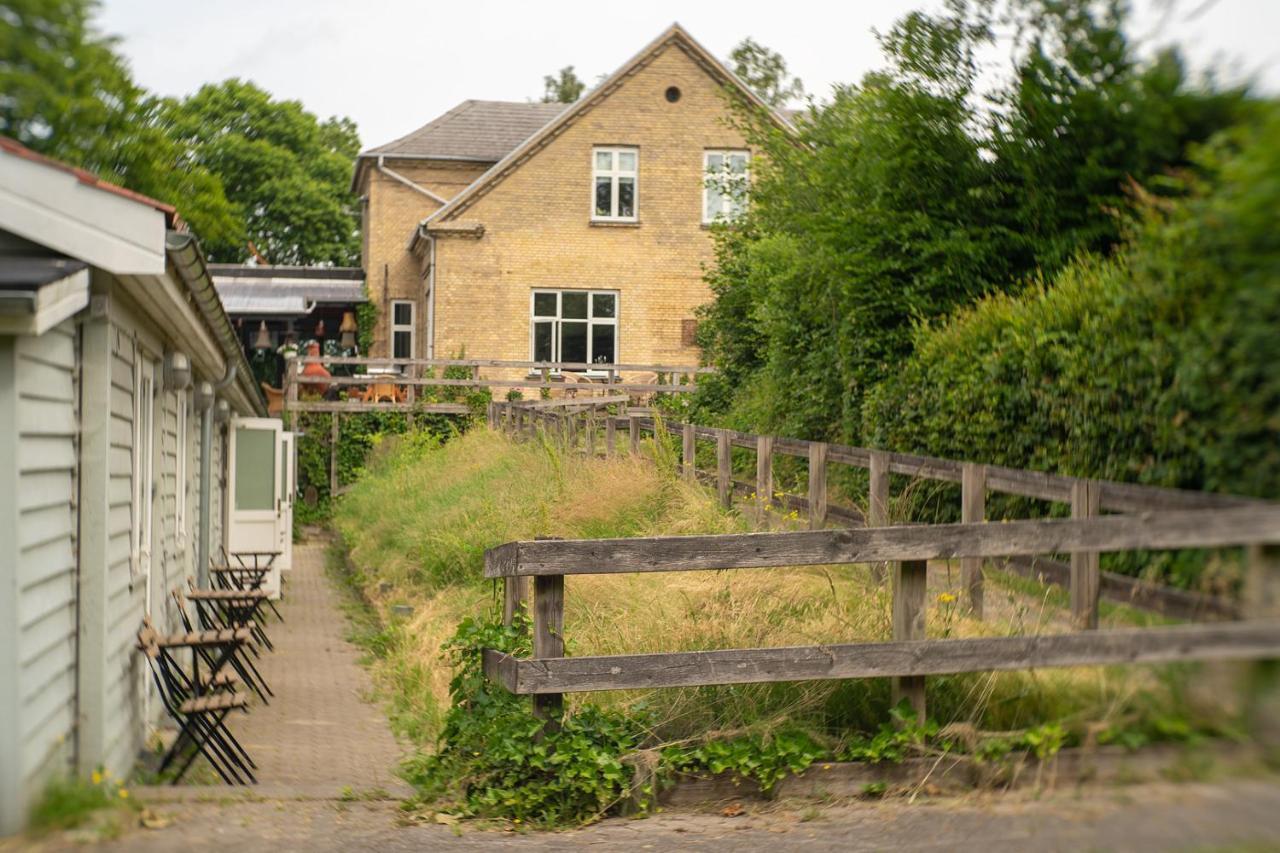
[172,590,273,702]
[186,584,275,652]
[136,626,257,785]
[217,548,285,623]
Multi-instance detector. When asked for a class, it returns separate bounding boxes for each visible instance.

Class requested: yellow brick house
[351,23,790,371]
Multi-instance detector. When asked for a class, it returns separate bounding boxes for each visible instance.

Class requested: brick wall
[360,160,488,356]
[429,43,747,366]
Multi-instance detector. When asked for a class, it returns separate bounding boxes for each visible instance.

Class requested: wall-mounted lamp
[214,399,231,424]
[194,380,215,412]
[162,350,193,392]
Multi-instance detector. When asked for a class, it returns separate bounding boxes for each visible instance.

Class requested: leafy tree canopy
[541,66,586,103]
[730,37,805,108]
[0,0,361,264]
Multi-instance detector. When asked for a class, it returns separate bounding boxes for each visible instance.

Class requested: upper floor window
[593,147,637,221]
[704,150,750,223]
[391,300,415,360]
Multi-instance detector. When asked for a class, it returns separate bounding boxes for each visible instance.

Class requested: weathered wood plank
[493,621,1280,694]
[629,416,639,455]
[329,414,339,497]
[296,356,715,373]
[1071,480,1102,630]
[533,574,564,720]
[502,576,528,626]
[716,430,731,509]
[892,559,927,721]
[756,435,773,525]
[512,394,630,410]
[285,401,469,414]
[482,649,519,693]
[606,417,616,456]
[869,451,890,584]
[961,463,986,619]
[481,506,1280,577]
[682,423,695,482]
[808,442,828,531]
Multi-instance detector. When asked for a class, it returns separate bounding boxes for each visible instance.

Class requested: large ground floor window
[531,289,618,365]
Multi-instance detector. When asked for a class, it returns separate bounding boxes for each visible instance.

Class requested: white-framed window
[592,147,638,221]
[175,388,188,547]
[390,300,415,360]
[703,149,750,223]
[131,353,156,578]
[531,290,618,366]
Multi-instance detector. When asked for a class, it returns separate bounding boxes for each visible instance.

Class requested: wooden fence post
[606,416,617,456]
[869,450,890,584]
[1245,543,1280,620]
[1071,479,1102,629]
[961,463,986,619]
[533,573,565,721]
[808,442,828,531]
[329,413,340,497]
[717,429,732,509]
[756,435,774,526]
[586,413,596,457]
[284,359,298,431]
[629,416,639,455]
[503,576,528,627]
[566,412,576,450]
[682,423,695,481]
[892,558,928,722]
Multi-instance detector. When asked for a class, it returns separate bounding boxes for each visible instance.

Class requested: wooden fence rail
[483,400,1280,721]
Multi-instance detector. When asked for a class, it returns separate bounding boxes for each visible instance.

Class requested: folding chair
[226,550,285,622]
[172,589,273,702]
[137,626,257,785]
[187,579,275,652]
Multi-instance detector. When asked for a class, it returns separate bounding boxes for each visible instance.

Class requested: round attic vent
[665,86,682,103]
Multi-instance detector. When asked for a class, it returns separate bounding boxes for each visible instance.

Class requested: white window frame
[591,146,639,222]
[390,300,415,362]
[703,149,751,224]
[131,352,156,579]
[175,388,188,547]
[530,289,619,369]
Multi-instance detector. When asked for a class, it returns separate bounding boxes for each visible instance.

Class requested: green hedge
[862,108,1280,584]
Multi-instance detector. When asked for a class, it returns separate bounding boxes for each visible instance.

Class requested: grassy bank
[334,427,1240,822]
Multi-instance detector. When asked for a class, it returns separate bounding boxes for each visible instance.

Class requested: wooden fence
[482,401,1280,721]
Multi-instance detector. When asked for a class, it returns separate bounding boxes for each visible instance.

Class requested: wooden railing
[281,356,710,416]
[482,400,1280,721]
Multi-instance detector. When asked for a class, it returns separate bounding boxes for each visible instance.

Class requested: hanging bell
[253,320,272,351]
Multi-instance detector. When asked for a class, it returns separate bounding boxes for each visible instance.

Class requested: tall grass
[335,428,1233,751]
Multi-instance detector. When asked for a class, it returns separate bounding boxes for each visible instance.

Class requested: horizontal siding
[14,322,77,791]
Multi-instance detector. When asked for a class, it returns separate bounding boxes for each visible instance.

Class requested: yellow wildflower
[91,771,103,785]
[118,788,129,799]
[937,592,957,604]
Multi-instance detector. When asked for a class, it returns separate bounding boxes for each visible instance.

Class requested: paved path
[187,540,408,799]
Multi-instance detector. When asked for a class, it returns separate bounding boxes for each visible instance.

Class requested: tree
[541,66,585,103]
[160,80,362,265]
[0,0,241,245]
[730,38,804,108]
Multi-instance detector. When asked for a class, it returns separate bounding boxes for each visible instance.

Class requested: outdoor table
[225,550,284,621]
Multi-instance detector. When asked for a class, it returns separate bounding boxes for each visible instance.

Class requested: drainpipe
[426,233,436,359]
[196,365,237,585]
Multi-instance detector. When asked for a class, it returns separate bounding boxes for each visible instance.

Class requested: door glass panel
[617,178,634,217]
[234,427,277,511]
[562,291,588,319]
[595,178,612,217]
[393,302,413,325]
[533,292,557,316]
[533,321,554,361]
[591,324,616,364]
[591,293,616,318]
[560,322,588,363]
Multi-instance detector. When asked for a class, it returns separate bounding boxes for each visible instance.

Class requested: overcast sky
[96,0,1277,150]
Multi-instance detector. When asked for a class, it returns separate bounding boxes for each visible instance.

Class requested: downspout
[426,232,436,359]
[196,366,236,586]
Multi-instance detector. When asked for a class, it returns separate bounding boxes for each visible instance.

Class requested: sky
[96,0,1278,150]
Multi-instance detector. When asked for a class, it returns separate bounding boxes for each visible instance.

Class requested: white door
[227,417,284,598]
[277,431,295,572]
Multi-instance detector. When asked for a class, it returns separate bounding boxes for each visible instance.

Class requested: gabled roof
[361,100,569,162]
[414,23,795,238]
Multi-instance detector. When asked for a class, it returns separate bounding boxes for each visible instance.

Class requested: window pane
[591,323,616,364]
[595,177,612,217]
[393,302,412,326]
[705,186,724,221]
[392,330,412,359]
[595,150,612,171]
[706,152,723,170]
[234,427,276,511]
[729,153,748,173]
[618,150,636,172]
[560,321,588,363]
[533,321,554,361]
[533,292,557,317]
[591,293,616,318]
[562,291,588,319]
[617,177,634,218]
